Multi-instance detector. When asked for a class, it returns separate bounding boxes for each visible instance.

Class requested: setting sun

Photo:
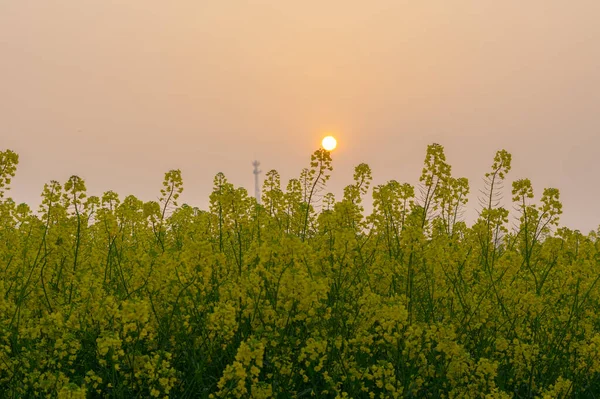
[321,135,337,151]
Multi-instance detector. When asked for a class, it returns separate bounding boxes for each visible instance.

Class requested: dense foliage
[1,144,599,398]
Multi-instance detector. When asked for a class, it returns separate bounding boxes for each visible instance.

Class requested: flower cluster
[0,145,598,397]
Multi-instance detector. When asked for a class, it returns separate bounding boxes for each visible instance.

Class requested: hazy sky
[2,1,600,232]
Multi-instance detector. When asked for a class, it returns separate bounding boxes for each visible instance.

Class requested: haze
[2,1,599,232]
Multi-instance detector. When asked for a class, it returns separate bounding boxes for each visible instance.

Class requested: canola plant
[0,145,599,398]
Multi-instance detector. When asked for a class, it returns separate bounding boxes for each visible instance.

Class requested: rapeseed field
[1,145,598,398]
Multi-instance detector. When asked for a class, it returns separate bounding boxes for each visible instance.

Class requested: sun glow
[321,136,337,151]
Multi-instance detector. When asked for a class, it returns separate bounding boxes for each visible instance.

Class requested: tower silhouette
[252,160,261,204]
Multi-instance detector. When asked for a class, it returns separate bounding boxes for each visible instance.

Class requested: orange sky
[2,1,600,232]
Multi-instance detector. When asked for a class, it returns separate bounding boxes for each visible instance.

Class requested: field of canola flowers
[1,144,600,398]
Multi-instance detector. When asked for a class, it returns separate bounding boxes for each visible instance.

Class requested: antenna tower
[252,160,262,204]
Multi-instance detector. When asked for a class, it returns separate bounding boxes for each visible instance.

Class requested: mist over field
[3,2,600,398]
[2,1,600,233]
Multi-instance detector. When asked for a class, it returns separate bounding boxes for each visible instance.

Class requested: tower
[252,160,261,204]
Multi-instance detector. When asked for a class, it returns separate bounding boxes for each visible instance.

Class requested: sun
[321,136,337,151]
